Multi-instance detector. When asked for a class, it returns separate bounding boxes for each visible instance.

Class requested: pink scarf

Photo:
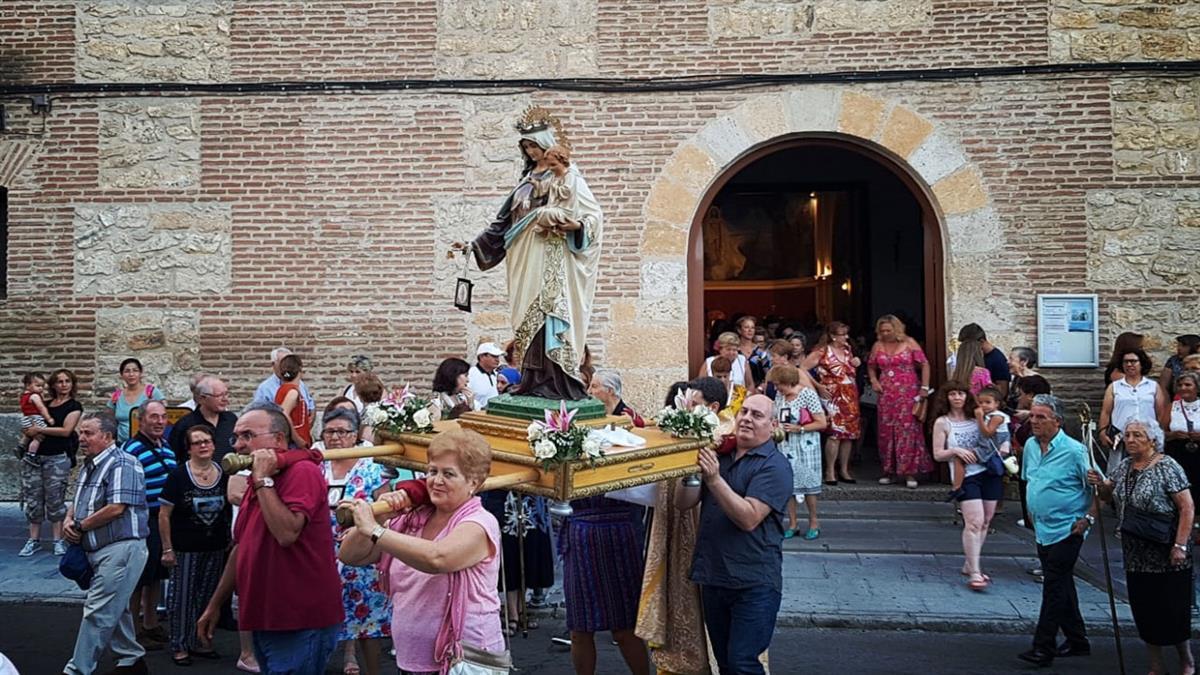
[377,496,486,674]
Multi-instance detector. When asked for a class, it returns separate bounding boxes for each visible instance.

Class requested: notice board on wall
[1037,294,1100,368]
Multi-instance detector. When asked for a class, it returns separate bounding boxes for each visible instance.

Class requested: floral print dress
[325,458,391,641]
[869,346,934,477]
[817,345,861,440]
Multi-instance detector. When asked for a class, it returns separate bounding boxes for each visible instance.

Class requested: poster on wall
[1037,294,1099,368]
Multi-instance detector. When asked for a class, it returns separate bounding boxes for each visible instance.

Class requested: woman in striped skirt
[560,495,651,675]
[158,424,231,666]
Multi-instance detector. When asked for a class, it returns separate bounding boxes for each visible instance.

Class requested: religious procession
[2,2,1199,675]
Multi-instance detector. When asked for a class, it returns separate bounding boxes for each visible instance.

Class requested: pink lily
[543,400,577,433]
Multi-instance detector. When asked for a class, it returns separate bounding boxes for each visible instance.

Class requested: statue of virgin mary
[462,107,603,401]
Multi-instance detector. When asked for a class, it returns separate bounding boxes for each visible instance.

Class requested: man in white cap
[468,342,505,409]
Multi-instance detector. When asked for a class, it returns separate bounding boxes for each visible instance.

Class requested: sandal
[803,528,820,541]
[967,575,990,592]
[343,658,360,675]
[172,653,193,666]
[191,649,219,660]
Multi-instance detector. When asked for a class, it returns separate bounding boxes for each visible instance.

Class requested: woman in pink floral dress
[804,321,862,485]
[868,315,933,489]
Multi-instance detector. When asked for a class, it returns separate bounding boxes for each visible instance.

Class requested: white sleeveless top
[1111,377,1158,432]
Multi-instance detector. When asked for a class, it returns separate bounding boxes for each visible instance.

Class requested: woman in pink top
[339,429,506,675]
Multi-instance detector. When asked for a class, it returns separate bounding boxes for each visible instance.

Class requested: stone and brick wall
[1,0,1197,454]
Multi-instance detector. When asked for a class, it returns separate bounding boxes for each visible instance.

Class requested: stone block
[664,143,720,194]
[606,326,688,369]
[945,208,1002,255]
[812,0,931,33]
[461,97,531,189]
[640,220,689,256]
[436,0,598,77]
[640,259,687,301]
[76,1,232,82]
[695,115,753,168]
[838,92,887,140]
[907,131,968,185]
[878,105,934,159]
[431,196,509,304]
[784,88,841,133]
[931,167,988,216]
[733,94,790,144]
[95,308,199,400]
[1086,188,1200,288]
[74,203,232,296]
[98,98,200,190]
[645,178,700,227]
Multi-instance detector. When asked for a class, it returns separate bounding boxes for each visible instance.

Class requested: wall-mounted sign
[1037,294,1099,368]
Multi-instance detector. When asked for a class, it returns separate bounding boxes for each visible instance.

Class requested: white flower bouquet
[364,385,435,435]
[526,401,606,471]
[655,403,720,442]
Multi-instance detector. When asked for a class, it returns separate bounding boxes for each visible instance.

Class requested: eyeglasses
[229,431,276,446]
[321,429,356,438]
[1122,359,1140,365]
[189,439,215,447]
[202,392,229,399]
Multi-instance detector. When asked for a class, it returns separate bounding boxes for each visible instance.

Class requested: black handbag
[1119,459,1176,545]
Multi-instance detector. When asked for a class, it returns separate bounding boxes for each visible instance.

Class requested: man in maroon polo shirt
[197,403,342,674]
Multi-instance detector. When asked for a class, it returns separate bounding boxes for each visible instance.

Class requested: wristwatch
[370,525,386,543]
[1175,543,1189,552]
[253,477,275,491]
[1084,514,1095,526]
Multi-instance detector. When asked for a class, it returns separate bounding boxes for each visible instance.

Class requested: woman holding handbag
[768,364,828,540]
[1090,420,1195,675]
[339,429,508,675]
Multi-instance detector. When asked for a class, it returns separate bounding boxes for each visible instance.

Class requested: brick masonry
[0,2,1197,471]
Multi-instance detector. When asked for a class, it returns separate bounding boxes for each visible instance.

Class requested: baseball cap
[476,342,504,357]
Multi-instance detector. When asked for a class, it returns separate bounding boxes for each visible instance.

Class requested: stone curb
[775,611,1139,637]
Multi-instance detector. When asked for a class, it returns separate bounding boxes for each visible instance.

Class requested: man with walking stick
[1019,394,1098,667]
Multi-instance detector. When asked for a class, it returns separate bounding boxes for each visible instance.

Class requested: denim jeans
[700,584,782,675]
[252,624,339,675]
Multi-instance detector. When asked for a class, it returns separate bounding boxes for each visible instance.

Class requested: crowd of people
[12,319,1200,674]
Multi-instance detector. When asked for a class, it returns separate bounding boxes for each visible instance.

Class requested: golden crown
[515,105,571,151]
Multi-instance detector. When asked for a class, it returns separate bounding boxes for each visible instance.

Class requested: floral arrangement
[526,401,605,470]
[364,385,435,435]
[656,392,721,442]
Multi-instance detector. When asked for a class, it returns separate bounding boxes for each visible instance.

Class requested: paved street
[0,495,1171,673]
[0,603,1158,674]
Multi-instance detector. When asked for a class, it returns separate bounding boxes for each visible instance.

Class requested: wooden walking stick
[333,468,541,527]
[1079,403,1125,675]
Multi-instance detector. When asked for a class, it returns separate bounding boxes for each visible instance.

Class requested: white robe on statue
[503,165,602,383]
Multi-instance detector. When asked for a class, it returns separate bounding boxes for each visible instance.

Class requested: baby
[18,372,52,461]
[529,145,578,237]
[947,387,1011,501]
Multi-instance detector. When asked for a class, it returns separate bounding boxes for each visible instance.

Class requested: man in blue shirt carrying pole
[1019,393,1098,667]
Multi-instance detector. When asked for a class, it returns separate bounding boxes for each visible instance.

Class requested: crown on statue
[515,105,571,151]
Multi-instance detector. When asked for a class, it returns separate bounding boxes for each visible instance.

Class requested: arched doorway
[687,133,947,377]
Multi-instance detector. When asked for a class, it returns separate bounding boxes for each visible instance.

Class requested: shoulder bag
[1119,457,1176,545]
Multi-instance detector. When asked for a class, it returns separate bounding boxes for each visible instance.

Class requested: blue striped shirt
[123,434,177,510]
[73,445,148,552]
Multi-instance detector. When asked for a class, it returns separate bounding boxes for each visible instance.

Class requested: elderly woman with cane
[1090,420,1195,675]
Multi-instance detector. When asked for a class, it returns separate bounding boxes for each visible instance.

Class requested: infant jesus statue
[529,145,582,238]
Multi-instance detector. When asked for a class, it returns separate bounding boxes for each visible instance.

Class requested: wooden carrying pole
[333,467,541,527]
[1079,403,1126,675]
[221,443,407,473]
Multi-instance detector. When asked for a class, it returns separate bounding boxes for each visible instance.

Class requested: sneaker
[18,539,40,557]
[878,477,894,485]
[53,539,68,556]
